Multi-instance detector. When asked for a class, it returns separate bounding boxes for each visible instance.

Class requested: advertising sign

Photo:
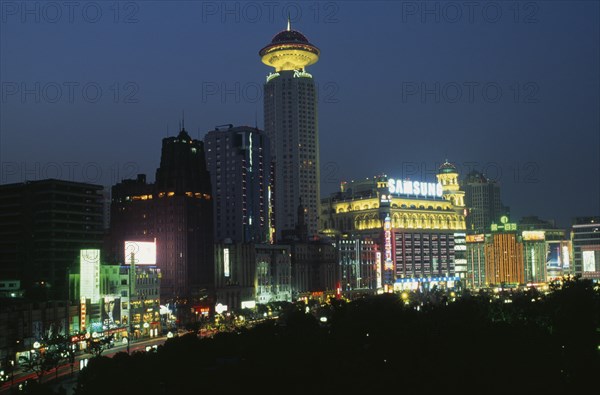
[522,231,545,241]
[388,178,443,198]
[224,248,230,277]
[466,234,485,243]
[80,249,100,303]
[102,296,121,327]
[583,251,596,272]
[124,240,157,265]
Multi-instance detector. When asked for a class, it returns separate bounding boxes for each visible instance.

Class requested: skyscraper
[0,180,104,299]
[204,125,271,243]
[462,170,508,234]
[110,126,214,301]
[260,20,320,240]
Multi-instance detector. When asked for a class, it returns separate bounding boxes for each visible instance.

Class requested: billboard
[546,242,561,269]
[224,248,230,277]
[102,296,121,327]
[124,240,157,265]
[80,249,100,303]
[583,251,596,272]
[466,234,485,243]
[522,231,545,241]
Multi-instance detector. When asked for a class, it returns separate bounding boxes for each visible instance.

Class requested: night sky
[1,1,598,228]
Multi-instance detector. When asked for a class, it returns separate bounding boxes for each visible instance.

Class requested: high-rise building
[0,180,104,299]
[484,216,524,285]
[462,170,508,234]
[466,234,486,288]
[571,216,600,279]
[260,20,320,240]
[204,125,271,243]
[320,162,467,290]
[521,231,547,283]
[110,127,214,302]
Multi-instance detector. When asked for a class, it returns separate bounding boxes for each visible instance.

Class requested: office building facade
[204,126,271,243]
[110,127,214,301]
[462,170,508,234]
[571,216,600,279]
[0,180,104,299]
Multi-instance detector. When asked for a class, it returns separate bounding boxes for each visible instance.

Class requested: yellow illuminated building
[320,161,466,234]
[485,233,525,285]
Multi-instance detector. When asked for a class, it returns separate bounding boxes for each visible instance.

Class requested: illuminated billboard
[583,251,596,272]
[124,240,157,265]
[388,178,442,198]
[375,252,382,289]
[522,231,545,241]
[102,296,121,327]
[384,216,393,270]
[546,242,561,269]
[466,234,485,243]
[80,249,100,303]
[224,248,230,277]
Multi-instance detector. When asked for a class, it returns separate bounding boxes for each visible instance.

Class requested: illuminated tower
[437,161,466,213]
[260,19,320,240]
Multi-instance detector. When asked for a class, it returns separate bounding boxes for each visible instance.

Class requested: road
[0,335,169,394]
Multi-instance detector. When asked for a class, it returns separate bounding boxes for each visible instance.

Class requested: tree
[86,335,114,357]
[18,334,72,383]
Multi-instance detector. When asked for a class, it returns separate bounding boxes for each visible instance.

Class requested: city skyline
[0,4,599,392]
[1,2,599,228]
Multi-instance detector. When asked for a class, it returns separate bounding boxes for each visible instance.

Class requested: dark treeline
[21,279,600,395]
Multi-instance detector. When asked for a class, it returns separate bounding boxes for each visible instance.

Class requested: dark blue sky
[1,1,598,228]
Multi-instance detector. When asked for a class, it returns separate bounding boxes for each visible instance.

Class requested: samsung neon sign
[388,179,443,198]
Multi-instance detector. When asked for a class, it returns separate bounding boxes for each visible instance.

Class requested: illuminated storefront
[70,249,161,342]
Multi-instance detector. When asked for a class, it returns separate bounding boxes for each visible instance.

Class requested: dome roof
[438,160,457,174]
[271,29,310,44]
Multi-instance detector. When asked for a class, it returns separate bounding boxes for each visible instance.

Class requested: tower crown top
[260,21,320,72]
[438,160,458,174]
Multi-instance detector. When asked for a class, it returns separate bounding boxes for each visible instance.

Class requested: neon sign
[293,70,312,79]
[375,252,382,289]
[384,216,393,270]
[491,215,517,232]
[387,178,443,198]
[266,72,280,82]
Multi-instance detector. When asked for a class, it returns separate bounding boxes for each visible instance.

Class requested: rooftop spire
[182,110,185,131]
[287,14,291,31]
